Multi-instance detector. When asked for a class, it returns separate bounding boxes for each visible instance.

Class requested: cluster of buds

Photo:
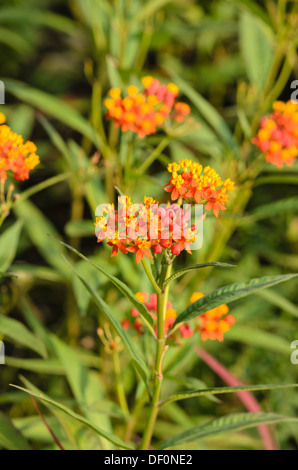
[252,101,298,168]
[0,114,40,181]
[104,77,191,138]
[97,324,123,354]
[95,195,198,263]
[165,159,235,218]
[122,291,235,343]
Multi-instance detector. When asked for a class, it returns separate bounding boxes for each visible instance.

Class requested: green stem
[112,350,130,416]
[138,138,170,175]
[142,258,161,294]
[0,212,7,230]
[140,264,172,450]
[69,183,85,251]
[124,388,147,442]
[15,172,72,206]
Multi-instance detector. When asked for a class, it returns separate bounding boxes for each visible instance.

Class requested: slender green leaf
[159,413,298,449]
[226,326,291,355]
[0,315,47,358]
[175,274,298,325]
[10,385,133,450]
[226,0,272,27]
[0,7,78,34]
[254,175,298,187]
[0,221,22,272]
[164,262,236,288]
[5,357,65,375]
[38,115,72,167]
[240,12,274,90]
[5,79,106,152]
[64,220,94,238]
[0,27,31,54]
[52,237,155,333]
[166,72,237,150]
[106,55,124,89]
[160,384,298,407]
[50,335,114,450]
[258,289,298,319]
[250,197,298,221]
[13,200,69,277]
[0,413,31,450]
[62,256,149,384]
[132,0,173,23]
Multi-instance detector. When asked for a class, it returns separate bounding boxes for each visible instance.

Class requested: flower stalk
[140,263,172,450]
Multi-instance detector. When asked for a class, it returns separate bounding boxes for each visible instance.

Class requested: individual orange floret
[0,117,40,181]
[164,159,235,217]
[191,292,235,342]
[174,102,191,123]
[127,239,154,264]
[252,100,298,168]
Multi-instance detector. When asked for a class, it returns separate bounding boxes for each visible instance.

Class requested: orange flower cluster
[122,291,235,342]
[0,115,40,181]
[165,160,235,217]
[191,292,235,342]
[252,101,298,168]
[104,77,191,138]
[95,196,198,263]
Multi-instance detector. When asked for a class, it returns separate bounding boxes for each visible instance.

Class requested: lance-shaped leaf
[160,384,298,407]
[52,237,155,334]
[132,0,172,23]
[10,385,133,450]
[5,79,107,154]
[174,274,298,326]
[0,315,47,358]
[0,413,31,450]
[159,412,298,449]
[63,256,149,384]
[227,0,272,27]
[163,262,236,288]
[167,71,237,150]
[0,221,23,272]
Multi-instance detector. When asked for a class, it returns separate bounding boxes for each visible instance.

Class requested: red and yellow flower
[0,113,40,181]
[165,159,235,217]
[104,77,191,138]
[253,101,298,168]
[95,194,198,263]
[122,291,235,343]
[0,115,40,181]
[190,292,235,342]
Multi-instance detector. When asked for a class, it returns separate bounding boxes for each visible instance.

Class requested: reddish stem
[197,347,278,451]
[30,395,66,450]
